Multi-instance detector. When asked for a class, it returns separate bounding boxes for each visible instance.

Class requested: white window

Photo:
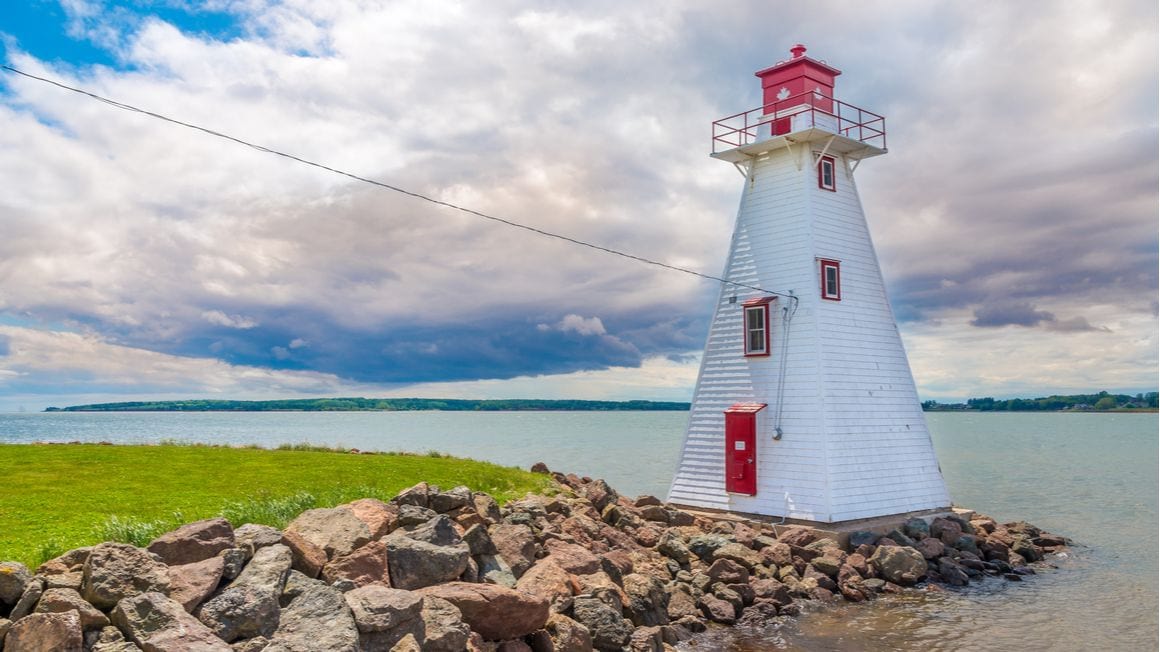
[818,155,836,191]
[820,259,841,301]
[742,296,776,356]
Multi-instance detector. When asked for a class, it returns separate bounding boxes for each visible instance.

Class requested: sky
[0,0,1156,412]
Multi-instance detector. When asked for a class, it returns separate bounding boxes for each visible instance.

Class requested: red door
[724,406,761,495]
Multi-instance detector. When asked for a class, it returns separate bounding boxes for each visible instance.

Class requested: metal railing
[711,90,886,153]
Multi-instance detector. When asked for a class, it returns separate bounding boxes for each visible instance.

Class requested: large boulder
[263,581,359,652]
[399,515,463,547]
[321,540,390,588]
[515,559,573,604]
[283,508,371,561]
[343,584,424,634]
[705,558,748,585]
[542,612,594,652]
[167,556,226,613]
[570,595,633,651]
[868,545,927,586]
[8,576,44,621]
[416,582,550,641]
[3,611,83,652]
[621,573,668,627]
[344,498,399,539]
[488,524,537,579]
[384,533,470,590]
[429,486,473,514]
[281,529,328,579]
[34,587,109,630]
[233,524,284,559]
[112,592,232,651]
[0,562,32,606]
[82,543,171,610]
[414,596,471,652]
[195,543,292,642]
[146,517,235,566]
[543,539,601,575]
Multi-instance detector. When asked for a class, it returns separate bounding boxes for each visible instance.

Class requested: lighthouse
[668,46,951,524]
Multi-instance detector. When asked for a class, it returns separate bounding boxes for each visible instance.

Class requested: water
[0,410,1155,649]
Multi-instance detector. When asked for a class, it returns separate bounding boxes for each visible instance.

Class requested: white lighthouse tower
[668,45,951,524]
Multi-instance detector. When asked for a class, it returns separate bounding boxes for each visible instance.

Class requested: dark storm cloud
[970,301,1056,328]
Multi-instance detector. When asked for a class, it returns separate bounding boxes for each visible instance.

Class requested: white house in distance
[667,45,951,524]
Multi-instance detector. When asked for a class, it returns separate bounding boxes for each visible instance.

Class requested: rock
[284,508,371,561]
[36,549,90,577]
[868,546,927,586]
[628,625,663,652]
[430,486,473,514]
[655,531,691,565]
[544,539,601,575]
[705,558,748,585]
[937,558,970,587]
[685,535,730,563]
[776,527,816,547]
[473,494,503,523]
[530,462,551,474]
[664,583,700,620]
[234,524,285,559]
[463,524,497,557]
[810,555,843,578]
[0,618,9,645]
[543,612,593,652]
[280,529,328,579]
[147,517,235,566]
[394,483,430,508]
[167,556,226,612]
[345,498,399,538]
[343,584,424,633]
[400,515,462,547]
[638,505,670,524]
[902,517,931,541]
[263,581,358,652]
[195,543,292,642]
[8,576,44,622]
[321,540,390,588]
[112,592,232,651]
[34,587,109,630]
[1011,537,1043,562]
[82,543,171,611]
[87,625,140,652]
[750,579,793,607]
[384,533,470,590]
[955,534,981,556]
[489,524,538,579]
[914,537,946,560]
[712,585,744,613]
[0,562,32,606]
[697,593,736,624]
[220,548,248,581]
[622,573,668,627]
[477,554,518,588]
[515,559,573,605]
[847,530,879,549]
[571,595,633,651]
[583,479,619,514]
[415,596,471,652]
[3,611,83,651]
[711,543,762,570]
[416,582,550,642]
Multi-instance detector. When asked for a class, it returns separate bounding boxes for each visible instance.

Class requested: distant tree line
[45,398,692,412]
[922,391,1158,412]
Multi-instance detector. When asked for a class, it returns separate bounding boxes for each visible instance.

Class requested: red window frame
[819,259,841,301]
[818,155,836,191]
[742,296,775,357]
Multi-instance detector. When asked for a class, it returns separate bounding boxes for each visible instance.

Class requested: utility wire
[1,64,797,304]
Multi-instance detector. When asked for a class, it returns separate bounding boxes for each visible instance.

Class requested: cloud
[0,333,9,356]
[0,1,1154,403]
[202,310,259,329]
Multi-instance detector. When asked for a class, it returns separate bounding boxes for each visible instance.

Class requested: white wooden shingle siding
[668,143,951,523]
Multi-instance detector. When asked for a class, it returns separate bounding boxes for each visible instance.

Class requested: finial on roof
[790,44,807,59]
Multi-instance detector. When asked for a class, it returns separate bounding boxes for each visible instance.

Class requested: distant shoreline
[44,398,692,413]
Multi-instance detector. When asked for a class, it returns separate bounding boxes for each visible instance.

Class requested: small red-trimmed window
[820,259,841,301]
[742,296,775,357]
[818,155,836,191]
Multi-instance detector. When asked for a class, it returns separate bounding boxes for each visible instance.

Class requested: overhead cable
[1,64,797,303]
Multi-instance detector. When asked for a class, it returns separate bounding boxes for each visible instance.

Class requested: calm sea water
[0,410,1156,650]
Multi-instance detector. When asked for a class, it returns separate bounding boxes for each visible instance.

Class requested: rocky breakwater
[0,467,1069,652]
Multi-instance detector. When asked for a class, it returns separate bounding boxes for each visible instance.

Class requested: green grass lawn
[0,443,553,568]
